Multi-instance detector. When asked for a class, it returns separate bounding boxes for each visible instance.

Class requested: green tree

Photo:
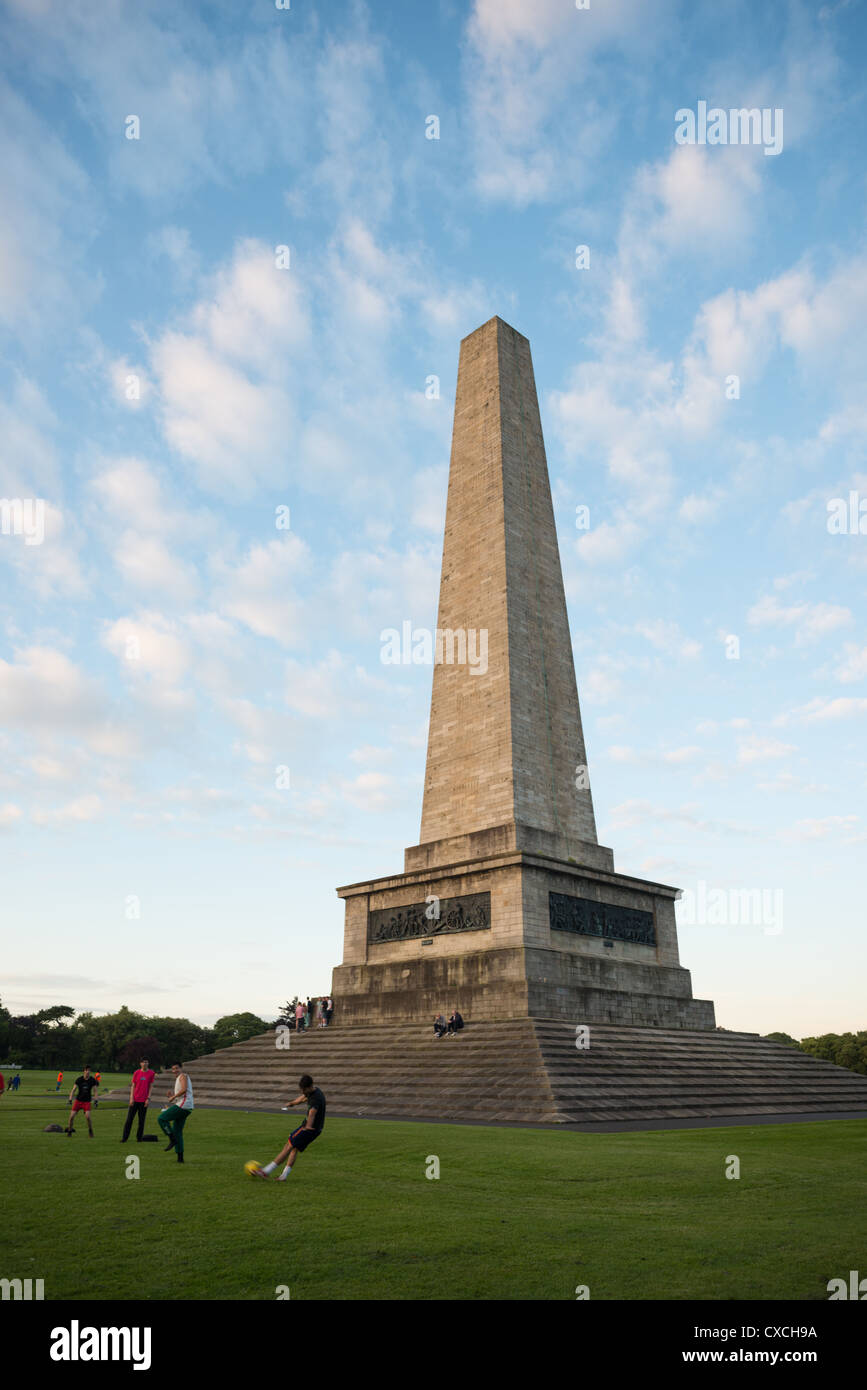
[146,1016,214,1065]
[71,1006,147,1069]
[763,1032,800,1046]
[118,1036,163,1071]
[800,1033,843,1065]
[0,998,10,1059]
[212,1012,267,1051]
[799,1031,867,1074]
[277,998,299,1024]
[34,1005,76,1028]
[8,1015,41,1065]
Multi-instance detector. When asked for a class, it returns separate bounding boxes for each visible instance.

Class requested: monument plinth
[333,317,714,1029]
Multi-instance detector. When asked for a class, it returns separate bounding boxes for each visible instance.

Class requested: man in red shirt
[121,1058,156,1143]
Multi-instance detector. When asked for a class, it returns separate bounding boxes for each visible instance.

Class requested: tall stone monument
[332,316,714,1029]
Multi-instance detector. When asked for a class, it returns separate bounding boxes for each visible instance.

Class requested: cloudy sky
[1,0,865,1036]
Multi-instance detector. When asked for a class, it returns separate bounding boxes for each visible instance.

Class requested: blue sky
[1,0,865,1036]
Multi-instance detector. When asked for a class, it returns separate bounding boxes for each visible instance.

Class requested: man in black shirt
[446,1008,464,1036]
[253,1074,325,1182]
[66,1067,99,1137]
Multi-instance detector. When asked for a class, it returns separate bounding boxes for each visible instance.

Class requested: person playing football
[252,1074,325,1182]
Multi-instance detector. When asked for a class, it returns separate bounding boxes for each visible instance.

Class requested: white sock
[280,1164,293,1178]
[262,1161,277,1175]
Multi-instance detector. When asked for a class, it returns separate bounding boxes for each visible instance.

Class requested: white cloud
[678,490,724,524]
[624,146,762,270]
[581,660,624,706]
[635,620,701,660]
[32,794,102,828]
[781,815,859,842]
[284,651,351,720]
[1,501,89,600]
[0,375,60,497]
[409,465,448,535]
[151,240,309,497]
[113,531,200,604]
[216,535,310,647]
[337,770,398,812]
[747,594,852,644]
[834,644,867,684]
[575,519,643,566]
[0,78,96,334]
[736,736,796,764]
[0,648,103,731]
[608,745,702,766]
[153,332,292,498]
[463,0,650,205]
[193,240,309,368]
[348,744,394,766]
[776,696,867,724]
[102,616,191,686]
[0,802,22,829]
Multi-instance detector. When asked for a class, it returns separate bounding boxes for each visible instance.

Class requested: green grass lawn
[3,1093,866,1300]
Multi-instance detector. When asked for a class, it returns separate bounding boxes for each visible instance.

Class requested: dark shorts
[289,1125,320,1152]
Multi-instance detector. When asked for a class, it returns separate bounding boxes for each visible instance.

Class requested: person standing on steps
[158,1063,194,1163]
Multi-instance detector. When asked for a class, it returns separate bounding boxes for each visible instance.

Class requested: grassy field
[1,1068,134,1096]
[3,1091,866,1300]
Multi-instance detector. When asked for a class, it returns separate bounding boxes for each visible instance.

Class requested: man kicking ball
[254,1074,325,1181]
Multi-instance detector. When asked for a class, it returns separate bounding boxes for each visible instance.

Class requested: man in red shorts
[66,1066,99,1137]
[253,1074,325,1182]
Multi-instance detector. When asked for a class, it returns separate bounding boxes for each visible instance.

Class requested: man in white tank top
[157,1063,194,1163]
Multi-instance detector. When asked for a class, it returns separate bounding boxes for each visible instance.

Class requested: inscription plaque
[549,892,655,946]
[368,891,490,944]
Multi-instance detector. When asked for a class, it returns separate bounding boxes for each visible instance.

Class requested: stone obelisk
[333,317,714,1029]
[419,316,598,858]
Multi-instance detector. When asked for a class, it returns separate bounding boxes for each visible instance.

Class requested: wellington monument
[332,316,715,1029]
[183,317,867,1124]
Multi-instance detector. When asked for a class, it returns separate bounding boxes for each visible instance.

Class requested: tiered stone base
[142,1022,867,1127]
[332,947,714,1028]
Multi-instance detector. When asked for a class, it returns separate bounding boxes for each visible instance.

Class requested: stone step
[120,1021,867,1126]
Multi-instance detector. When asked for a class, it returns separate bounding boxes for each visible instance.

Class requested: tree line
[763,1031,867,1074]
[0,1000,275,1072]
[4,1001,862,1076]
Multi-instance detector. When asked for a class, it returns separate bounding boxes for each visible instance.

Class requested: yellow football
[244,1160,261,1177]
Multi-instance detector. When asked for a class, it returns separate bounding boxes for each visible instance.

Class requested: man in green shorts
[157,1063,194,1164]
